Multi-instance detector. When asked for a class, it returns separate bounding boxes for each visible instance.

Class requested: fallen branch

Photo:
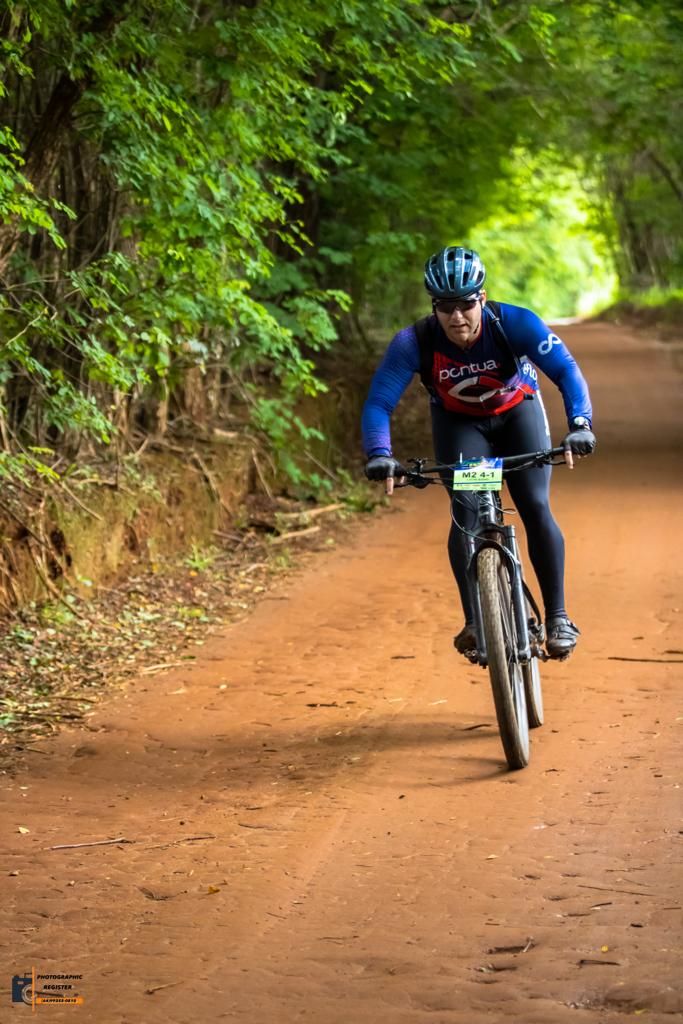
[56,480,103,521]
[578,884,669,898]
[270,525,321,545]
[149,439,186,455]
[145,981,183,996]
[303,448,338,481]
[72,476,133,495]
[208,428,239,442]
[140,662,186,675]
[487,939,535,955]
[191,451,230,515]
[145,834,216,850]
[474,963,518,973]
[238,822,282,830]
[277,502,345,521]
[213,529,245,543]
[241,562,267,575]
[49,836,134,850]
[251,450,274,501]
[607,656,683,664]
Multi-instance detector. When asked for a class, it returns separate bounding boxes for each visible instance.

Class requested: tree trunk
[0,2,124,276]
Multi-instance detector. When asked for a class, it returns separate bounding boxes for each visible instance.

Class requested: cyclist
[361,245,596,660]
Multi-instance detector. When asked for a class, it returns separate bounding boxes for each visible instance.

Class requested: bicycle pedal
[456,645,478,663]
[548,651,572,662]
[528,622,546,644]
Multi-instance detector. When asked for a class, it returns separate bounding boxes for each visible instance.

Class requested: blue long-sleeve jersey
[362,301,592,456]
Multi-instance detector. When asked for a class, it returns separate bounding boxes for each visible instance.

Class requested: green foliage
[616,287,683,311]
[469,153,618,318]
[3,0,501,486]
[0,0,681,498]
[0,449,59,484]
[250,394,332,497]
[0,125,70,246]
[502,0,683,292]
[184,543,218,573]
[335,469,384,513]
[320,1,682,326]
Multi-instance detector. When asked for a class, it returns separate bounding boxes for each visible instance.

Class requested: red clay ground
[1,321,682,1023]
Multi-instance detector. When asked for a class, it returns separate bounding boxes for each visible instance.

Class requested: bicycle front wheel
[478,546,529,770]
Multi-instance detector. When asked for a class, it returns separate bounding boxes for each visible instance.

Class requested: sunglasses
[433,296,481,314]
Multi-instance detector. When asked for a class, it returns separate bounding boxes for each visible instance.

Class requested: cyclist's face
[433,290,486,348]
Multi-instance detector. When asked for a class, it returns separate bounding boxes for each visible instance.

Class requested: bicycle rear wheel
[523,641,544,729]
[478,546,529,769]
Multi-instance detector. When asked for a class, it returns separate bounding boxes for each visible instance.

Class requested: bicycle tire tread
[478,547,529,769]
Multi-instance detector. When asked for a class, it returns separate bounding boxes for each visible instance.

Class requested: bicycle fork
[502,524,531,663]
[466,525,531,666]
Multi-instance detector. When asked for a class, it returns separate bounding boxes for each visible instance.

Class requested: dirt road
[2,322,682,1023]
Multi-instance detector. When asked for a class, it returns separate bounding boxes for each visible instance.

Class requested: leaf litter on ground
[0,495,364,764]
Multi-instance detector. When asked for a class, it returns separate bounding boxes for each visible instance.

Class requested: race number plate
[452,457,503,491]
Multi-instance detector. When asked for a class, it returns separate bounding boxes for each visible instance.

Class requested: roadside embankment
[0,355,380,616]
[0,439,255,614]
[599,294,683,342]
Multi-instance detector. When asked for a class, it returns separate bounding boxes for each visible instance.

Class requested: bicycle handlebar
[500,445,566,470]
[395,445,568,488]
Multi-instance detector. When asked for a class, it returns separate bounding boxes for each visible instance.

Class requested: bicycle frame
[397,446,563,670]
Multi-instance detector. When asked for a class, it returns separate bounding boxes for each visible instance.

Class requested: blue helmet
[424,246,486,299]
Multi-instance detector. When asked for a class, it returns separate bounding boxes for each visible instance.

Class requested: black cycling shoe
[545,616,580,660]
[453,622,477,656]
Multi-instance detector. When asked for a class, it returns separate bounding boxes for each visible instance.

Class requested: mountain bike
[397,445,567,770]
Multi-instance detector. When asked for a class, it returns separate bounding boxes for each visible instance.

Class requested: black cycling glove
[364,455,406,481]
[562,425,596,456]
